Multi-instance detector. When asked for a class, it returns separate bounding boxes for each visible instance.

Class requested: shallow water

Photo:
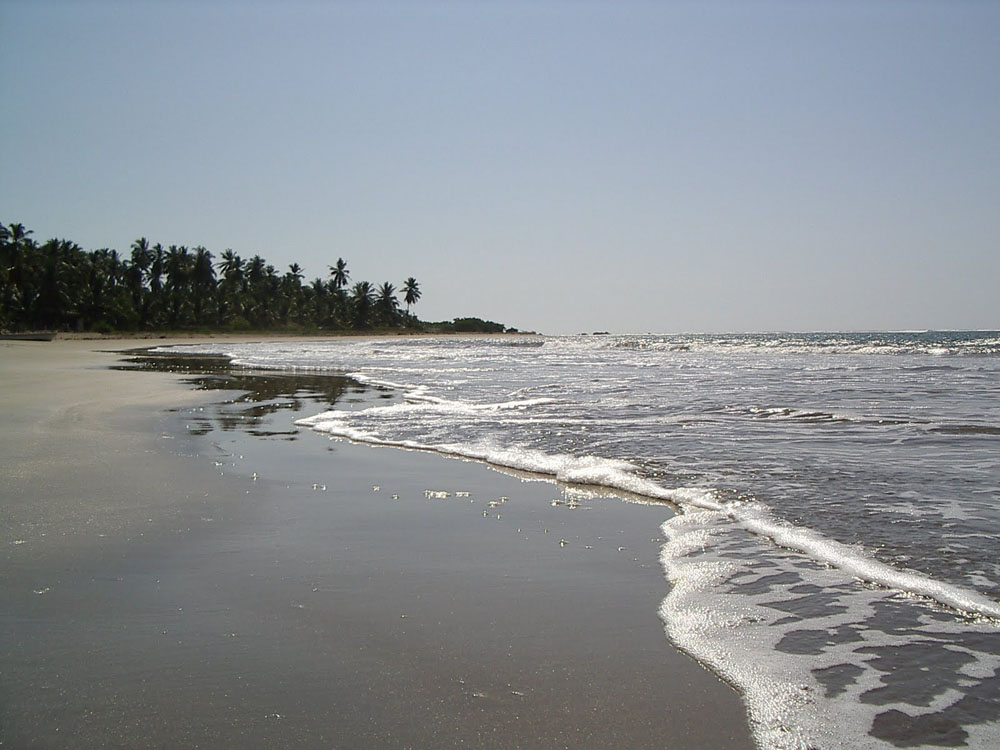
[157,332,1000,749]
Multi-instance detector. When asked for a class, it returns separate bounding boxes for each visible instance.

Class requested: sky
[1,0,998,335]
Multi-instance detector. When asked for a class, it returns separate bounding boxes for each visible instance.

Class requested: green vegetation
[428,317,513,334]
[0,221,513,335]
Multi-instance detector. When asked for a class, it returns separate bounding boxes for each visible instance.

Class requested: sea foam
[659,510,1000,750]
[296,407,722,511]
[297,401,1000,621]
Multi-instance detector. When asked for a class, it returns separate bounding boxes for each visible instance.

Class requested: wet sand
[1,338,754,748]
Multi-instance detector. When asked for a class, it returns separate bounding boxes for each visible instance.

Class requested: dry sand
[1,337,754,748]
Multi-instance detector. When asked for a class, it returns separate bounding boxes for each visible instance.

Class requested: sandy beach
[1,337,753,749]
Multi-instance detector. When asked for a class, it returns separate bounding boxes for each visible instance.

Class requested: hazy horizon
[2,1,998,335]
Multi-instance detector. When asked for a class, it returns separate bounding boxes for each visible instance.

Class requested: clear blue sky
[2,0,998,334]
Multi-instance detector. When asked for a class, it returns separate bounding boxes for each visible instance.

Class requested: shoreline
[1,337,753,748]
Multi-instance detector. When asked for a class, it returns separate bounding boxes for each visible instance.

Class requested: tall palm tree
[245,255,266,289]
[2,222,35,321]
[216,249,244,325]
[32,239,77,329]
[126,238,153,328]
[329,258,349,290]
[217,249,243,281]
[7,223,33,259]
[402,277,421,316]
[310,277,329,327]
[82,248,127,328]
[260,262,280,326]
[164,245,192,326]
[191,246,216,325]
[375,281,399,326]
[241,255,267,326]
[147,243,165,326]
[280,263,304,325]
[350,280,375,328]
[0,224,9,317]
[328,258,350,326]
[130,237,152,267]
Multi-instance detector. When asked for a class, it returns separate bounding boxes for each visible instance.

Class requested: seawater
[162,332,1000,749]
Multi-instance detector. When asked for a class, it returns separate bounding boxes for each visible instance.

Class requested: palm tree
[402,277,421,317]
[241,254,267,326]
[127,237,153,327]
[216,249,244,325]
[164,245,192,326]
[7,223,33,261]
[329,258,349,290]
[130,237,152,267]
[217,249,243,282]
[280,263,304,325]
[328,258,351,327]
[0,224,9,318]
[260,262,280,326]
[191,246,216,325]
[309,277,329,327]
[82,248,127,328]
[375,281,399,326]
[245,255,266,285]
[350,280,375,328]
[0,225,8,282]
[2,222,35,322]
[32,239,77,329]
[147,243,165,326]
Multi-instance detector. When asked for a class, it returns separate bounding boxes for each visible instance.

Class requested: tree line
[0,222,426,333]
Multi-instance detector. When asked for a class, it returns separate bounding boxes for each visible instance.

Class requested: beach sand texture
[1,338,752,748]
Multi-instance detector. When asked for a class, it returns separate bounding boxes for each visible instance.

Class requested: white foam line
[349,373,419,391]
[297,409,1000,621]
[295,410,722,511]
[731,504,1000,619]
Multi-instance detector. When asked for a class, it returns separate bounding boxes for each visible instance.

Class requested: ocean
[161,331,1000,749]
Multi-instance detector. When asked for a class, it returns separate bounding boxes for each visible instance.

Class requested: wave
[745,406,852,423]
[592,333,1000,357]
[295,405,1000,621]
[344,374,561,414]
[734,407,1000,435]
[295,408,724,511]
[659,511,1000,750]
[928,424,1000,436]
[730,502,1000,618]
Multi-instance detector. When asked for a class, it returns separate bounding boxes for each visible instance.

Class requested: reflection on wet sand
[116,349,393,438]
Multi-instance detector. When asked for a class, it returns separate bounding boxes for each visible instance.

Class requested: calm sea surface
[164,331,1000,749]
